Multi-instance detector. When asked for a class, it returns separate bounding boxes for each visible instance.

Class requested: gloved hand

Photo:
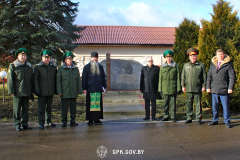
[177,90,181,94]
[158,91,162,95]
[35,91,40,96]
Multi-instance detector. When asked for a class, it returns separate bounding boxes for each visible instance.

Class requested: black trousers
[145,99,156,117]
[38,96,53,125]
[61,98,76,123]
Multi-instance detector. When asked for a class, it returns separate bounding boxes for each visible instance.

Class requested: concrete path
[1,121,240,160]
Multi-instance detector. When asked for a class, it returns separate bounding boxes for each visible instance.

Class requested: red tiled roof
[74,25,175,45]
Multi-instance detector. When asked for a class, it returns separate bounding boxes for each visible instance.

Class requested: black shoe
[50,123,56,127]
[94,120,102,124]
[39,125,44,129]
[185,120,192,123]
[225,123,230,128]
[143,117,150,120]
[22,125,32,129]
[152,117,158,121]
[62,122,67,127]
[208,121,218,126]
[87,120,93,125]
[172,118,177,122]
[70,122,78,126]
[161,118,168,121]
[46,122,56,127]
[197,120,202,125]
[16,126,21,131]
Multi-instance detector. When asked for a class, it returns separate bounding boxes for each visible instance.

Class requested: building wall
[73,45,172,66]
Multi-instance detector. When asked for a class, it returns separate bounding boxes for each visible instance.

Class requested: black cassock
[82,62,106,121]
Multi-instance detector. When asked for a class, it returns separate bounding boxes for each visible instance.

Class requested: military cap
[15,48,28,56]
[41,50,52,57]
[62,51,74,61]
[163,50,174,58]
[187,47,199,56]
[91,52,98,58]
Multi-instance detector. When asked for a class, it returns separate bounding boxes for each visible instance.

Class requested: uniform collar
[162,60,176,68]
[38,61,55,66]
[13,59,32,68]
[62,62,76,68]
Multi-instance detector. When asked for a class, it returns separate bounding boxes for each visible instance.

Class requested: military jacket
[159,61,181,95]
[34,61,57,96]
[7,59,33,97]
[181,61,207,93]
[56,63,83,98]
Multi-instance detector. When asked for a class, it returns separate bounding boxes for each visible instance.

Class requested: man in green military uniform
[34,50,57,129]
[56,51,83,127]
[181,47,207,124]
[7,48,33,131]
[159,50,181,122]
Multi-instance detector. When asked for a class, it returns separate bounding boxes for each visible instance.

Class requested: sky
[71,0,240,27]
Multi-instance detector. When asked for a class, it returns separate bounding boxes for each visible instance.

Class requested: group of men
[7,48,106,131]
[140,47,236,128]
[7,47,236,130]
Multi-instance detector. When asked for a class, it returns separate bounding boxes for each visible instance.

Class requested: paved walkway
[102,93,147,122]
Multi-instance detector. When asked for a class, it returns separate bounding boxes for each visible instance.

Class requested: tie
[217,62,221,70]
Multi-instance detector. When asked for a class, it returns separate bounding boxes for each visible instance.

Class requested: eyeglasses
[147,60,153,62]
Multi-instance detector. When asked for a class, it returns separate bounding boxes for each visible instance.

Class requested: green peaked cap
[62,51,74,61]
[163,50,174,58]
[15,48,28,56]
[41,50,52,57]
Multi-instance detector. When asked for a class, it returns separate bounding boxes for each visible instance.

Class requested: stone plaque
[100,59,143,90]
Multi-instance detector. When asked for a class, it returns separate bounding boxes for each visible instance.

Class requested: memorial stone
[100,59,143,90]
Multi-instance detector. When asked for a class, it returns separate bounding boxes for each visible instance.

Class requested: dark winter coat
[34,61,57,96]
[206,55,236,94]
[158,61,181,95]
[82,62,107,93]
[7,59,33,97]
[140,65,160,99]
[56,63,83,98]
[181,61,207,93]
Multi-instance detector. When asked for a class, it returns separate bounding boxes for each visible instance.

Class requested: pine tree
[0,0,84,65]
[198,0,240,109]
[173,18,200,69]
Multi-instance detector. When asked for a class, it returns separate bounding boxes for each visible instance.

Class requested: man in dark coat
[7,48,33,131]
[159,50,181,122]
[56,51,83,127]
[82,52,107,124]
[207,49,236,128]
[34,50,57,129]
[140,57,160,121]
[181,47,207,124]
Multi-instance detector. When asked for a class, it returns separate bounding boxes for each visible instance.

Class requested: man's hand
[59,94,62,96]
[10,94,14,96]
[228,89,233,94]
[207,89,211,93]
[202,88,206,92]
[182,87,186,93]
[83,90,87,94]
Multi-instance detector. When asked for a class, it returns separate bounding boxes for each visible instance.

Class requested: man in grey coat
[207,49,236,128]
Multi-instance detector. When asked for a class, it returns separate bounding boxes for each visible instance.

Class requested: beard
[90,61,100,75]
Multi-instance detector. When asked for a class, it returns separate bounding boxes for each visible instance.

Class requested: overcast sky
[71,0,240,27]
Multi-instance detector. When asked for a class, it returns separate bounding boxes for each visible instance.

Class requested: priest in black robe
[82,52,107,124]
